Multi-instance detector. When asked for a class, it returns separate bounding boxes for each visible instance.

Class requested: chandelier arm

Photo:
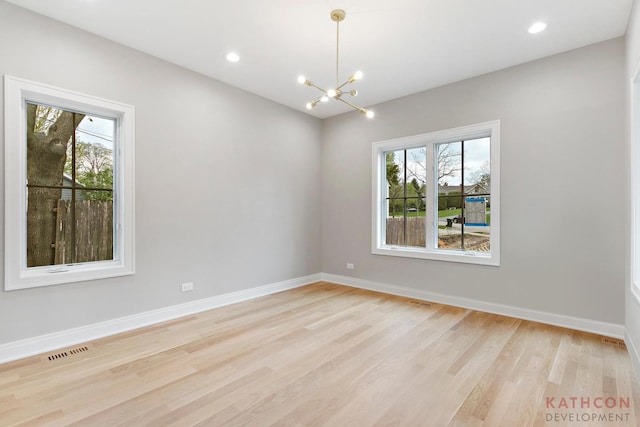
[307,81,329,94]
[336,96,366,113]
[336,78,354,91]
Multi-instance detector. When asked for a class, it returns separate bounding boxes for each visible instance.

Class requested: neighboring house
[438,184,474,195]
[61,173,85,201]
[438,183,489,195]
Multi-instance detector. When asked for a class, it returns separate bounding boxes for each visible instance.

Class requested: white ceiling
[6,0,634,119]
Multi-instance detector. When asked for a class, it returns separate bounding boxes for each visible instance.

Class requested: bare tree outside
[407,144,462,186]
[467,161,491,194]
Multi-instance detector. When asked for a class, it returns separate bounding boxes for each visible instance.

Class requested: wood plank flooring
[1,282,639,426]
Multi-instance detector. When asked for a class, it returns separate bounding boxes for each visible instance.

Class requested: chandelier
[297,9,374,118]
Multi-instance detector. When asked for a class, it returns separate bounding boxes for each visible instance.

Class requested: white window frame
[371,121,500,266]
[4,76,135,290]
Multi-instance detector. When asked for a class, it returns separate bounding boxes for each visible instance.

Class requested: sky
[390,137,490,186]
[76,115,114,150]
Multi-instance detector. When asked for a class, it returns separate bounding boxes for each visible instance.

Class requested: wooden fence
[54,200,113,264]
[386,217,425,247]
[386,217,490,251]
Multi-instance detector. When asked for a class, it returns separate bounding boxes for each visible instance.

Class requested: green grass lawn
[438,208,461,218]
[390,208,461,218]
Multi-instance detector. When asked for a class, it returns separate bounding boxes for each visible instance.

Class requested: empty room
[2,0,640,425]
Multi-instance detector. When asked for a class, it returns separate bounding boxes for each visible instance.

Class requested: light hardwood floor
[1,282,639,426]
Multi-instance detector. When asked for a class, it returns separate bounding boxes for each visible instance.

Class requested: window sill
[5,261,135,291]
[372,246,500,266]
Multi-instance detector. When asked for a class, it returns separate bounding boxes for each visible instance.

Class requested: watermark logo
[544,396,631,423]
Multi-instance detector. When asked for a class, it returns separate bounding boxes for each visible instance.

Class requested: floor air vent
[408,300,431,307]
[47,345,89,361]
[601,337,626,348]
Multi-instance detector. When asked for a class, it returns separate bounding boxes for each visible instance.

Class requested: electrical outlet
[346,263,355,270]
[181,282,194,292]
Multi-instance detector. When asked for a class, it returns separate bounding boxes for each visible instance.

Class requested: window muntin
[372,121,499,266]
[4,76,135,290]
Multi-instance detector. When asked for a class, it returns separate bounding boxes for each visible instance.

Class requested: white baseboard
[0,273,321,364]
[0,272,626,364]
[322,273,625,339]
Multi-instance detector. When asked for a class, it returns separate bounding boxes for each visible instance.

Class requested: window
[4,76,135,290]
[372,121,500,266]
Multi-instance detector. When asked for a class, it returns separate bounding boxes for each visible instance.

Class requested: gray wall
[0,1,322,344]
[0,0,630,347]
[626,0,640,373]
[322,38,626,324]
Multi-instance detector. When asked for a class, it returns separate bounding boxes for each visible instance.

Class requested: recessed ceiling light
[528,22,547,34]
[226,52,240,62]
